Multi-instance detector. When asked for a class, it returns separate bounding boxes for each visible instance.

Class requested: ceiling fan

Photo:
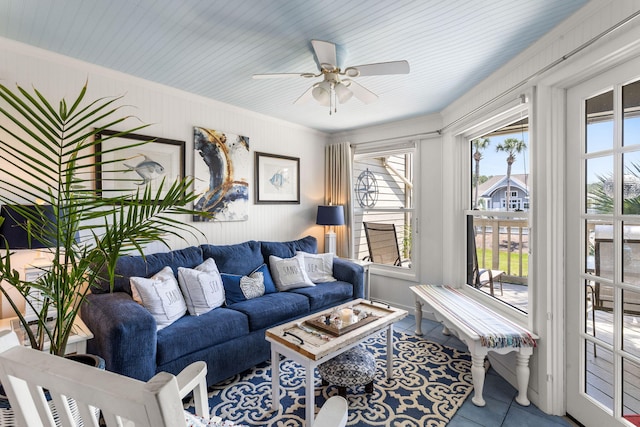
[252,40,410,114]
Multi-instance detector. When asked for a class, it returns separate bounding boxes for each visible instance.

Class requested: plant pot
[65,353,105,370]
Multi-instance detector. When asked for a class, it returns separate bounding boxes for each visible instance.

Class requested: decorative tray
[305,308,380,337]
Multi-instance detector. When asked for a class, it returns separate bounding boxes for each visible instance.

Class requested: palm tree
[495,137,527,211]
[472,137,490,209]
[0,82,209,355]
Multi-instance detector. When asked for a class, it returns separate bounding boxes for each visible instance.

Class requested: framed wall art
[96,130,185,200]
[255,152,300,204]
[193,127,250,222]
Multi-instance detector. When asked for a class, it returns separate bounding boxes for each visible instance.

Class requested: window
[467,113,531,313]
[352,142,416,270]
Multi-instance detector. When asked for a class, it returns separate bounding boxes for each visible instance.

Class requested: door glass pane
[623,223,640,285]
[623,152,640,214]
[592,223,614,347]
[586,341,614,412]
[622,289,640,357]
[623,80,640,147]
[586,156,614,214]
[622,358,640,419]
[586,90,614,153]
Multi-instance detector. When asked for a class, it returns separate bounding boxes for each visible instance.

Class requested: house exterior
[476,174,530,211]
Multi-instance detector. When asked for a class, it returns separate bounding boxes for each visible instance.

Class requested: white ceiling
[0,0,589,133]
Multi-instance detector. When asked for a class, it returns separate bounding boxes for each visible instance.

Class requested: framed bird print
[254,152,300,204]
[96,130,185,201]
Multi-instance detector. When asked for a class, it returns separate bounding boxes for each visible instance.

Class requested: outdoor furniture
[468,217,504,296]
[0,330,209,427]
[319,345,376,397]
[363,222,402,266]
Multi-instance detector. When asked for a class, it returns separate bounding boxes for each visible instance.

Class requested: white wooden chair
[314,395,348,427]
[0,330,209,427]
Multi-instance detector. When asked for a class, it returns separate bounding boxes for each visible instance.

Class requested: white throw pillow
[239,271,265,300]
[269,254,315,291]
[178,258,225,316]
[130,266,187,330]
[296,251,337,283]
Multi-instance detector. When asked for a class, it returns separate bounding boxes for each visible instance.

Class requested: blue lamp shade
[316,205,345,226]
[0,204,56,249]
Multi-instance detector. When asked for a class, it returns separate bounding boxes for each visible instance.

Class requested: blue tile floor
[393,315,576,427]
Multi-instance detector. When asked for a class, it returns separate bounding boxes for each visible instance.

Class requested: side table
[0,316,93,355]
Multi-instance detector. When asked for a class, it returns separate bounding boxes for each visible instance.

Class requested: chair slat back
[0,330,189,427]
[363,222,401,266]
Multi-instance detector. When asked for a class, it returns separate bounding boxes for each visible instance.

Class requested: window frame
[351,140,419,280]
[460,100,532,319]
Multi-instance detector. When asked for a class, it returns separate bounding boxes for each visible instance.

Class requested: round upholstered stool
[318,345,376,397]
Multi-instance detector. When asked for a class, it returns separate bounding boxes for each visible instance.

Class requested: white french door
[566,57,640,426]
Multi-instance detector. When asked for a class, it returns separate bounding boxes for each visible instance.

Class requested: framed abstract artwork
[96,130,185,200]
[193,127,250,221]
[255,152,300,204]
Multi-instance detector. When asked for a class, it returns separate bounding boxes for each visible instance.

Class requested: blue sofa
[80,236,364,385]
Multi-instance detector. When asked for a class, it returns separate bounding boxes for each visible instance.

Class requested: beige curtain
[325,142,353,258]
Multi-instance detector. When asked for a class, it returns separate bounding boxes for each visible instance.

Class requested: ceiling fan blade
[348,60,410,77]
[345,80,378,104]
[252,73,311,79]
[293,86,314,104]
[311,40,337,71]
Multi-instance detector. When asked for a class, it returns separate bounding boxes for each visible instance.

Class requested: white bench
[410,285,538,407]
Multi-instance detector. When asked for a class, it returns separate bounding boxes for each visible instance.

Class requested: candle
[340,308,354,324]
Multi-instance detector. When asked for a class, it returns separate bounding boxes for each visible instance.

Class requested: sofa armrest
[81,292,157,381]
[332,258,365,299]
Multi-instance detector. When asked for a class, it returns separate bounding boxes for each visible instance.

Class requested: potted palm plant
[0,82,209,355]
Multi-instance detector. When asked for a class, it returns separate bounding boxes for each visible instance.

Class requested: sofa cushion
[200,240,263,276]
[297,251,337,283]
[227,292,310,331]
[177,258,225,316]
[290,281,355,311]
[260,235,317,260]
[156,307,249,366]
[92,246,204,295]
[269,254,315,291]
[130,266,187,330]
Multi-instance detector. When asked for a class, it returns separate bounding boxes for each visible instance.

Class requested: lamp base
[325,231,337,255]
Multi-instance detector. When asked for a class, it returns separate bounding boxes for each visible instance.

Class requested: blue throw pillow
[220,273,246,305]
[251,264,276,294]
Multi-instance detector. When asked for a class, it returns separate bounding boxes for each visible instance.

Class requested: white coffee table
[265,299,407,427]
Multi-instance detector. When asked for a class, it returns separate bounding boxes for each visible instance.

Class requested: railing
[474,217,529,284]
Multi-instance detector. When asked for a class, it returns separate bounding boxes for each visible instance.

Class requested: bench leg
[414,299,423,335]
[470,354,486,406]
[515,350,532,406]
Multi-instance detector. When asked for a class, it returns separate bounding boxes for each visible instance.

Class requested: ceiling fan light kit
[253,40,409,115]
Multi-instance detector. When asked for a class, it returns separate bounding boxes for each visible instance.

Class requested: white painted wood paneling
[0,37,328,253]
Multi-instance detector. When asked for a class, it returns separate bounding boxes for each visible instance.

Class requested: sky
[473,131,530,178]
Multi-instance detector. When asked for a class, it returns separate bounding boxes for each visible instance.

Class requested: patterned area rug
[186,331,473,426]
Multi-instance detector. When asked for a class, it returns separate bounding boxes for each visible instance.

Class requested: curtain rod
[350,8,640,145]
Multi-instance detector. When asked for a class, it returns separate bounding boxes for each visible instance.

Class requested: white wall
[0,37,329,316]
[0,36,329,249]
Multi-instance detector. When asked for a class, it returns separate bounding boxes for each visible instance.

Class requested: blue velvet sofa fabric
[81,236,364,385]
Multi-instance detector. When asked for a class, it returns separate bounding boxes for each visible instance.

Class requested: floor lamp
[316,205,345,255]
